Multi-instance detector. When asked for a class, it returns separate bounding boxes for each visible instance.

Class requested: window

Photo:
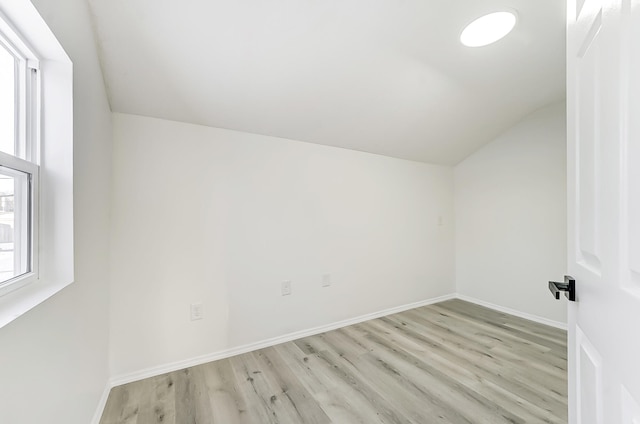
[0,20,39,294]
[0,1,73,328]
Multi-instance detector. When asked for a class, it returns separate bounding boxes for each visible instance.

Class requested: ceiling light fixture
[460,11,517,47]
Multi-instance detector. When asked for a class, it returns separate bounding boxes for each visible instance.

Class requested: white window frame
[0,25,40,296]
[0,1,74,328]
[0,155,39,292]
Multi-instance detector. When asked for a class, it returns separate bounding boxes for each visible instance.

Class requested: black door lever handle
[549,275,576,301]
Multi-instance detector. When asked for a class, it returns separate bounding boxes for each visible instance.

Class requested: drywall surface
[0,0,113,423]
[110,113,455,377]
[455,101,567,323]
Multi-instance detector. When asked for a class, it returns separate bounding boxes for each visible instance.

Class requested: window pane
[0,168,29,285]
[0,43,15,156]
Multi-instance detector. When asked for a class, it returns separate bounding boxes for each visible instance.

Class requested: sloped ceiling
[87,0,565,165]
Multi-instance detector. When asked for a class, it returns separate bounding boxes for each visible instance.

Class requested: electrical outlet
[281,280,292,296]
[190,303,204,321]
[322,274,331,287]
[438,216,443,226]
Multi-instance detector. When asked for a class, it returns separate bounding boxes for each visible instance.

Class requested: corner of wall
[452,102,568,324]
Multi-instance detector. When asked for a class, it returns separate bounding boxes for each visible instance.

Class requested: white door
[567,0,640,422]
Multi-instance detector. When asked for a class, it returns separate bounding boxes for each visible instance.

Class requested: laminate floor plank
[100,300,568,424]
[433,302,567,355]
[252,347,332,424]
[319,329,470,423]
[228,351,290,424]
[299,336,415,424]
[195,360,246,424]
[372,313,568,417]
[345,324,519,424]
[411,305,554,356]
[135,374,175,424]
[411,306,568,371]
[359,318,560,424]
[442,301,564,344]
[348,322,526,424]
[273,343,391,424]
[100,386,131,424]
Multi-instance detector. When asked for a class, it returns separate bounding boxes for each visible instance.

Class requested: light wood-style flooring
[100,299,568,423]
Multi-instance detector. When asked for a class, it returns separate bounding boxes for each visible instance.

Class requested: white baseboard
[455,294,567,330]
[90,383,112,424]
[106,292,565,394]
[109,293,456,387]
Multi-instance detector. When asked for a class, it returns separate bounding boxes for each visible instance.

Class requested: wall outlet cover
[190,303,204,321]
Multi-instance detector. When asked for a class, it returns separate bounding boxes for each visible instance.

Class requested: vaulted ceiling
[87,0,565,165]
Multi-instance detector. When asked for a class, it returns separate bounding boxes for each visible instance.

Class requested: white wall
[454,101,567,324]
[109,113,455,377]
[0,1,112,423]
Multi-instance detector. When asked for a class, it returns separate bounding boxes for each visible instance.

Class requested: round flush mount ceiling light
[460,11,517,47]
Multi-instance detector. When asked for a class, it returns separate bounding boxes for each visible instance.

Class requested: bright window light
[0,35,38,294]
[460,12,517,47]
[0,43,14,156]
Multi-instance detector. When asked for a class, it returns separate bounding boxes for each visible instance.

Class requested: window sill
[0,277,72,328]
